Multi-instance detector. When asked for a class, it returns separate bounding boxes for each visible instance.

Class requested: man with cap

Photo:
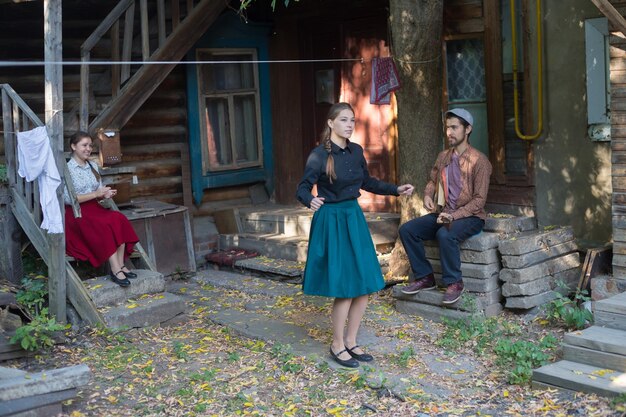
[399,108,492,304]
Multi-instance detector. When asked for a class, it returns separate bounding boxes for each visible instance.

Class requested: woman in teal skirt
[296,103,414,367]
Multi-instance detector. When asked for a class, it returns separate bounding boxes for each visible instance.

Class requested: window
[585,17,610,141]
[196,49,263,172]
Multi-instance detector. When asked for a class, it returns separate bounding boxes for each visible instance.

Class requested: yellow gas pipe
[510,0,543,140]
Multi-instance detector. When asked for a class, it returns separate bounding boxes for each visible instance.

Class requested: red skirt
[65,200,139,267]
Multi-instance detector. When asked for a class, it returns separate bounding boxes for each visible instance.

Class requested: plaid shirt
[424,145,492,221]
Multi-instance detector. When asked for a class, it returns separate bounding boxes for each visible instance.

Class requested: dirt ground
[4,271,626,417]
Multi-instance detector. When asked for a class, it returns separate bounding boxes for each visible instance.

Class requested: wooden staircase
[532,291,626,397]
[0,84,185,328]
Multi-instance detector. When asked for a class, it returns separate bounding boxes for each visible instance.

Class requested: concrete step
[532,360,626,397]
[219,233,309,262]
[83,269,165,308]
[101,291,185,329]
[594,292,626,331]
[234,257,304,282]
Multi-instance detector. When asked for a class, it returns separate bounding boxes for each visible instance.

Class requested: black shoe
[346,345,374,362]
[329,347,359,368]
[110,271,131,287]
[122,269,137,279]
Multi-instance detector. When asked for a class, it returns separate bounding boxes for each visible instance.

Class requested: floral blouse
[63,158,102,205]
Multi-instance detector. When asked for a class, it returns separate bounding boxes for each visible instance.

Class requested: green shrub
[494,335,558,384]
[545,290,593,330]
[10,308,67,351]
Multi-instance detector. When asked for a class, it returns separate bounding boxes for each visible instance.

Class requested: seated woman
[63,131,139,287]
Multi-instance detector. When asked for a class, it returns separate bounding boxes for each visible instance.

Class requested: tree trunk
[388,0,444,277]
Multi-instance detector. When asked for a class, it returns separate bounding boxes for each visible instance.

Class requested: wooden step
[83,269,165,308]
[532,360,626,397]
[101,291,185,329]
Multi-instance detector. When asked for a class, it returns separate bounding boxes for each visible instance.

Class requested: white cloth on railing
[17,126,63,234]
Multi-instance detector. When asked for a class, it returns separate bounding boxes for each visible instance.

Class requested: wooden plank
[595,309,626,330]
[593,0,626,36]
[89,0,225,132]
[157,0,166,47]
[65,261,104,325]
[140,0,150,60]
[11,189,50,265]
[79,53,90,131]
[1,89,17,189]
[111,20,121,97]
[121,1,135,84]
[44,0,66,323]
[81,0,134,52]
[171,0,180,30]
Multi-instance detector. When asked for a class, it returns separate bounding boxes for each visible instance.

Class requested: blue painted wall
[186,12,274,205]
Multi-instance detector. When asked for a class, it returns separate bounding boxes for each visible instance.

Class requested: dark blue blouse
[296,140,399,208]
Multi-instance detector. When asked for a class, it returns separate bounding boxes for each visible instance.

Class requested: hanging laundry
[17,126,64,234]
[370,57,401,105]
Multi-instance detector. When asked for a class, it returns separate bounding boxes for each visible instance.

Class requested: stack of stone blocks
[393,215,584,321]
[498,226,581,309]
[394,215,537,321]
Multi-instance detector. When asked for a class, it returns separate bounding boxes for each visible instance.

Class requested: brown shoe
[442,281,464,304]
[401,274,436,295]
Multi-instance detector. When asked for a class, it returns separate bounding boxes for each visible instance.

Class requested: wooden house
[0,0,624,319]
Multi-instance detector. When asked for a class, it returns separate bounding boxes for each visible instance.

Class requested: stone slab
[102,292,185,329]
[564,326,626,357]
[501,240,578,269]
[562,344,626,373]
[433,274,500,293]
[502,277,551,297]
[392,286,501,311]
[498,226,574,256]
[499,253,580,283]
[425,246,500,265]
[395,299,502,322]
[234,256,304,278]
[591,276,626,301]
[429,258,501,279]
[594,310,626,331]
[504,290,557,309]
[594,291,626,315]
[532,360,626,397]
[85,270,165,308]
[424,232,501,251]
[484,215,537,233]
[502,267,580,297]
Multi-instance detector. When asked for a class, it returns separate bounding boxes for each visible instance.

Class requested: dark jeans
[399,213,485,285]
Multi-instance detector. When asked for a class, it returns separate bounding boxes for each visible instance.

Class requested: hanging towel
[17,126,64,234]
[370,57,401,105]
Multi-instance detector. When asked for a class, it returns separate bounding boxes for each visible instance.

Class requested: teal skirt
[303,199,385,298]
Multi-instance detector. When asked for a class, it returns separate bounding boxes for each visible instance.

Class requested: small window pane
[199,53,255,93]
[233,95,259,163]
[446,38,486,102]
[205,98,232,167]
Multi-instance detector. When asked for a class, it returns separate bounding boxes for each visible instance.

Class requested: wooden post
[44,0,66,323]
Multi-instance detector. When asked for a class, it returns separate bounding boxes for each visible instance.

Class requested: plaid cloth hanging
[370,57,401,105]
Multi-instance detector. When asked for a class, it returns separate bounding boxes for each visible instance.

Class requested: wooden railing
[78,0,218,132]
[0,83,103,325]
[0,83,157,326]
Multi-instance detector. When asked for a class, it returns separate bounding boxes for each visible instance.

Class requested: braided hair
[320,102,354,183]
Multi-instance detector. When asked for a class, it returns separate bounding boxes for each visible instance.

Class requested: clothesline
[0,55,440,67]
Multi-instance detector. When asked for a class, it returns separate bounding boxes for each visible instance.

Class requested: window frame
[196,48,264,173]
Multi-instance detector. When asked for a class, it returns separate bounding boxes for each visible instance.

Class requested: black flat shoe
[122,269,137,278]
[329,347,359,368]
[110,271,131,287]
[346,345,374,362]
